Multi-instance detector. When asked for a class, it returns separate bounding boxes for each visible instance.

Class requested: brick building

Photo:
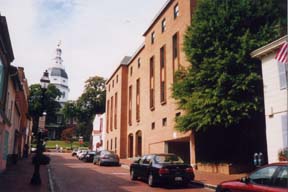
[0,14,15,172]
[105,0,197,164]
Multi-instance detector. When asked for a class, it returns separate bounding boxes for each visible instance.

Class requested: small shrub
[278,147,288,161]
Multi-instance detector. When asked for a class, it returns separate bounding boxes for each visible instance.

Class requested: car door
[142,155,153,179]
[272,165,288,191]
[138,156,148,179]
[242,165,283,192]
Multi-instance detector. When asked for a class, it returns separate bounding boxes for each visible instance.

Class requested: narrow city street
[49,152,213,192]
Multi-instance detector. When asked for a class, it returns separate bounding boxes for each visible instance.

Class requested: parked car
[93,150,120,166]
[130,153,195,187]
[82,151,97,162]
[71,148,78,156]
[75,147,88,158]
[216,162,288,192]
[78,150,89,160]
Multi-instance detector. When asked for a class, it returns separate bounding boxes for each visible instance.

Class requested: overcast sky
[0,0,167,100]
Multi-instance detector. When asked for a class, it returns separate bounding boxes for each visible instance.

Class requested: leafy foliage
[173,0,287,132]
[62,76,106,140]
[28,84,62,134]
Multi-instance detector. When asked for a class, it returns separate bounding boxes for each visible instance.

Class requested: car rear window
[154,155,184,164]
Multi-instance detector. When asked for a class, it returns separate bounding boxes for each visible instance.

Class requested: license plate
[175,177,182,181]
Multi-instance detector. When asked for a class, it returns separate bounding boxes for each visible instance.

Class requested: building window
[172,32,179,82]
[161,18,166,33]
[151,31,155,44]
[114,92,117,129]
[110,96,113,131]
[176,112,181,117]
[111,139,113,151]
[162,118,167,126]
[107,140,109,150]
[173,32,179,59]
[278,62,288,89]
[115,137,117,153]
[106,100,110,133]
[136,78,140,122]
[129,85,132,125]
[138,58,141,68]
[174,3,179,19]
[112,80,114,88]
[150,56,155,110]
[116,75,118,83]
[160,46,166,104]
[130,66,133,76]
[151,122,155,130]
[100,118,103,132]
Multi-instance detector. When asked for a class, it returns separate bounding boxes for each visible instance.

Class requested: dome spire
[55,40,63,66]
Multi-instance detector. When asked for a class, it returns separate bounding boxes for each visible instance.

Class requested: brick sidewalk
[120,158,247,189]
[0,155,49,192]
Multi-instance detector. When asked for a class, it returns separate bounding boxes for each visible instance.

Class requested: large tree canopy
[173,0,286,132]
[28,84,62,134]
[62,75,106,140]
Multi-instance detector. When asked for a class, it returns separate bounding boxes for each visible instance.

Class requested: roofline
[251,35,288,58]
[0,15,14,62]
[106,64,128,85]
[143,0,174,36]
[127,43,145,66]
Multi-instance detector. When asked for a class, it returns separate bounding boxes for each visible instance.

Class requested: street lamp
[30,70,50,185]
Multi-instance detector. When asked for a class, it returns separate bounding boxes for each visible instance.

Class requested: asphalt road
[48,152,213,192]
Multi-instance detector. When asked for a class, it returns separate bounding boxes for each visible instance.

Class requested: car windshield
[154,154,184,164]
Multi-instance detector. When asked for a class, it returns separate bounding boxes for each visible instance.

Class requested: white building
[92,113,106,151]
[48,43,69,104]
[251,35,288,163]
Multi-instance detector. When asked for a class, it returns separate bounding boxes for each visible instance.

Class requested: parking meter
[258,152,263,166]
[253,153,258,166]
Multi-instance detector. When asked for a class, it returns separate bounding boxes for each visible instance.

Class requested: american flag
[275,41,288,64]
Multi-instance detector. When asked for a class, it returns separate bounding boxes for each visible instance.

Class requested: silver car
[93,150,120,166]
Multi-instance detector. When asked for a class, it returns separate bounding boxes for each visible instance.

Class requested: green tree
[61,100,78,121]
[28,84,62,134]
[173,0,287,132]
[62,76,106,140]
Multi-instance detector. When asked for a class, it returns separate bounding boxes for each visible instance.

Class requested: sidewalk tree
[28,84,62,134]
[173,0,286,133]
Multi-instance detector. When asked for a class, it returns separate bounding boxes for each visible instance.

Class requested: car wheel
[148,173,156,187]
[130,169,137,180]
[99,161,103,166]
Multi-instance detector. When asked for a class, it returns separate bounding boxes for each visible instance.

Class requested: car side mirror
[240,177,250,184]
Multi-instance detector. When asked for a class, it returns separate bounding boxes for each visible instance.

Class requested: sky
[0,0,167,100]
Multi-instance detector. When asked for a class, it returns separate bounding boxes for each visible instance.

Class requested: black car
[130,153,195,187]
[82,151,97,162]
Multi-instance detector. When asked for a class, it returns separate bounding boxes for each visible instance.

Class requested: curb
[120,163,217,190]
[191,181,217,190]
[47,165,55,192]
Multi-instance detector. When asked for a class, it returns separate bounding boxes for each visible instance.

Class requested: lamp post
[30,70,50,185]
